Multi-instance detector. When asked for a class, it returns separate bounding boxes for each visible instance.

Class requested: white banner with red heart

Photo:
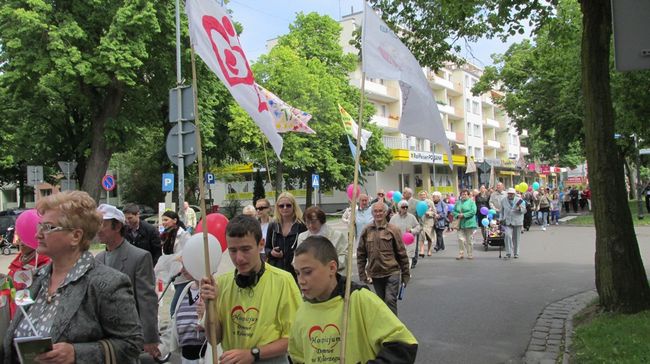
[186,0,283,157]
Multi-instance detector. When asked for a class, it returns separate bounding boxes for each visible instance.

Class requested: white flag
[362,3,452,168]
[257,84,315,134]
[186,0,283,157]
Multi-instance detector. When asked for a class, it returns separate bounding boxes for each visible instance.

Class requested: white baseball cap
[507,188,517,194]
[97,204,126,224]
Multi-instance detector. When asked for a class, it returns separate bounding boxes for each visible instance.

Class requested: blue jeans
[550,210,560,223]
[537,209,549,228]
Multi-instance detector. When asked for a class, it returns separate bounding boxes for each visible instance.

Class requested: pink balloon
[386,191,394,199]
[402,232,415,245]
[528,187,533,192]
[346,184,360,200]
[15,209,41,250]
[195,213,229,252]
[448,197,456,204]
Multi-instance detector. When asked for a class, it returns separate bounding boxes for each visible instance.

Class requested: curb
[523,289,598,364]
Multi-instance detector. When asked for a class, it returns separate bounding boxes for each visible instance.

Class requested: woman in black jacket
[265,192,307,279]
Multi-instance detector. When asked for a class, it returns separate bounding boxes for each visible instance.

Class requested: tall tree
[373,0,650,312]
[0,0,229,201]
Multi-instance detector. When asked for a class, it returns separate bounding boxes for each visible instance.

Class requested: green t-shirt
[216,264,301,351]
[289,287,417,363]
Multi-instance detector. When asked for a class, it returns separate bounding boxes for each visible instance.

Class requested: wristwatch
[251,347,261,361]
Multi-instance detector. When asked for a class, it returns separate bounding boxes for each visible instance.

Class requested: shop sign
[409,151,443,164]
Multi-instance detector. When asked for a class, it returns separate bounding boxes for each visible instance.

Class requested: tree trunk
[81,83,124,202]
[580,0,650,312]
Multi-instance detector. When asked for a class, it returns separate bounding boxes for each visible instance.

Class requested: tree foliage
[0,0,230,202]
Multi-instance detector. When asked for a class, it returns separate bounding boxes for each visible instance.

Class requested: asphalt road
[2,224,648,364]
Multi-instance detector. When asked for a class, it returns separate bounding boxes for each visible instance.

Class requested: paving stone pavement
[523,289,599,364]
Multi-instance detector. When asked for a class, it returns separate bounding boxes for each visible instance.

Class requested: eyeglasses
[305,219,320,225]
[37,223,73,234]
[377,193,384,196]
[278,204,293,209]
[400,206,408,209]
[255,206,269,211]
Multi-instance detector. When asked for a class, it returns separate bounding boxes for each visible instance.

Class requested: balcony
[484,139,501,149]
[428,72,463,95]
[520,146,529,155]
[520,129,529,138]
[481,94,494,105]
[382,135,408,150]
[437,103,456,116]
[350,78,400,102]
[484,118,500,129]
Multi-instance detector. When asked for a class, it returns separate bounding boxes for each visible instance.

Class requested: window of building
[474,124,481,138]
[466,122,472,136]
[465,75,470,88]
[472,101,480,114]
[465,98,470,111]
[468,146,473,157]
[414,165,422,174]
[379,104,387,116]
[476,147,483,160]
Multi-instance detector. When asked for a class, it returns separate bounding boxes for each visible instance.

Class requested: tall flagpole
[190,44,220,364]
[341,5,368,361]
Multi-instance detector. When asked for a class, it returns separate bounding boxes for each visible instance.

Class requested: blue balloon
[447,203,455,211]
[481,218,489,227]
[392,191,403,203]
[488,209,496,216]
[533,182,540,191]
[487,213,494,220]
[416,201,428,217]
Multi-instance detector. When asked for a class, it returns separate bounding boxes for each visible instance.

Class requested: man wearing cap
[95,204,161,360]
[500,188,527,259]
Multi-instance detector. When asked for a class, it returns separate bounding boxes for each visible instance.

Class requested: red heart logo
[308,324,341,350]
[201,15,268,113]
[230,305,259,329]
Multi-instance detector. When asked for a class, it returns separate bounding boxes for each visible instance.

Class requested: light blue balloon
[392,191,403,203]
[481,218,489,227]
[487,213,494,220]
[447,203,455,211]
[416,201,428,217]
[488,209,496,216]
[533,182,540,191]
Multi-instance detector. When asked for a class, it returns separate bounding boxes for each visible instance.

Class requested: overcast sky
[226,0,527,67]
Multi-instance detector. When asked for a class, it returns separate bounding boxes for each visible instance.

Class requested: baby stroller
[1,226,17,255]
[483,220,505,257]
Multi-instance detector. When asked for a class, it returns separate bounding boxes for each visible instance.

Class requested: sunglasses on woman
[278,204,293,209]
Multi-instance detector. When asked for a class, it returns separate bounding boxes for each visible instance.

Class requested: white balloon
[182,233,223,281]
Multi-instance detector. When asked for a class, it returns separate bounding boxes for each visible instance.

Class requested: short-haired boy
[289,236,418,363]
[200,215,301,363]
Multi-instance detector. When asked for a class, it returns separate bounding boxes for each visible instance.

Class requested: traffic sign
[311,174,320,189]
[57,161,77,179]
[102,175,116,192]
[165,121,197,167]
[162,173,175,192]
[26,166,44,187]
[169,85,195,122]
[205,173,215,184]
[640,148,650,155]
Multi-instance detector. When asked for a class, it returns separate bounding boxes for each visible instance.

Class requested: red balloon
[195,213,229,252]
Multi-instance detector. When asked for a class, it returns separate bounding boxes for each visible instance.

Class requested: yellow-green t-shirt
[289,287,417,363]
[216,264,301,351]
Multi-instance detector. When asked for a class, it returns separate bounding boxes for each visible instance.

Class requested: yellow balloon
[519,182,529,193]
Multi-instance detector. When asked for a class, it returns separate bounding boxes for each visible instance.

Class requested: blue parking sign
[162,173,174,192]
[205,172,215,184]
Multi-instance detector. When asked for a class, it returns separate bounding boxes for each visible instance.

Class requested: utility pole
[175,0,185,221]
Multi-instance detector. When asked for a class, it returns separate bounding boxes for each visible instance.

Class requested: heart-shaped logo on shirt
[230,305,259,329]
[308,324,341,350]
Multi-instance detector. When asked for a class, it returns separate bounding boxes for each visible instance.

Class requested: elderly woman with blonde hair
[265,192,307,278]
[4,191,143,363]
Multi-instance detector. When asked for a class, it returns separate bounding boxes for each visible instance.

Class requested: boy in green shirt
[290,236,418,363]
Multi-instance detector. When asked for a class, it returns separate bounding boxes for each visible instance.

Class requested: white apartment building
[209,12,530,210]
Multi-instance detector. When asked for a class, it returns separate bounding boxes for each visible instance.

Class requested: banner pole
[341,71,366,362]
[190,43,219,364]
